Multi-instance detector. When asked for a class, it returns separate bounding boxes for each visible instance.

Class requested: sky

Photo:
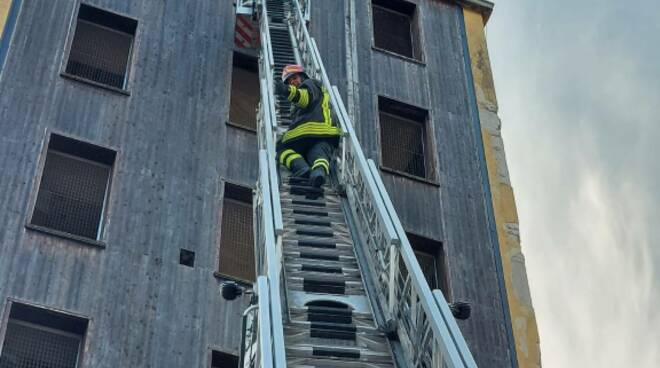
[487,1,660,367]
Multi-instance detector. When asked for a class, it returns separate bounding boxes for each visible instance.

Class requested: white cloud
[487,1,660,366]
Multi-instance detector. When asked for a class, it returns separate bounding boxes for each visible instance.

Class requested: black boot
[290,158,310,178]
[309,167,326,188]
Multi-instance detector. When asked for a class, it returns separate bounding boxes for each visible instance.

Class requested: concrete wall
[0,0,256,366]
[311,1,517,366]
[463,8,542,368]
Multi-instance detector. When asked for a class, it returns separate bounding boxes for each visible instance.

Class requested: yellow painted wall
[0,0,12,40]
[463,8,542,368]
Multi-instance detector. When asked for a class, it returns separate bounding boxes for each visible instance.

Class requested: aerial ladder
[227,1,478,367]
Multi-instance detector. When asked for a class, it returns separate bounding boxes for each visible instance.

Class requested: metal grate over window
[372,0,418,59]
[30,134,116,241]
[0,303,88,368]
[380,112,427,178]
[65,4,137,89]
[32,151,111,239]
[229,52,259,131]
[218,184,255,282]
[0,321,81,368]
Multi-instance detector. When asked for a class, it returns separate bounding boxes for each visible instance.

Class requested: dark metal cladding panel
[0,0,253,367]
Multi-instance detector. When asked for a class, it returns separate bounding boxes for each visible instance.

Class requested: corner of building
[462,7,542,368]
[0,0,13,38]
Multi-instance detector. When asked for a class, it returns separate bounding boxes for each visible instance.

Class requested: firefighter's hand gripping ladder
[240,1,479,367]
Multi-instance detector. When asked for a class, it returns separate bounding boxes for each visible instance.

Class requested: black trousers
[277,137,337,174]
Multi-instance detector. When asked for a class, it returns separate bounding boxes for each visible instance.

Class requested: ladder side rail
[258,0,290,325]
[258,69,284,234]
[259,0,277,132]
[367,159,478,368]
[261,80,291,323]
[258,150,287,368]
[433,290,478,367]
[257,276,274,368]
[258,0,285,235]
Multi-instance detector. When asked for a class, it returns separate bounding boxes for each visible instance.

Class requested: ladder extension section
[244,1,479,367]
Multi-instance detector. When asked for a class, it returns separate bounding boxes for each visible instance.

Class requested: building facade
[0,0,539,367]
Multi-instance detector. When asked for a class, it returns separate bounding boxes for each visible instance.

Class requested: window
[228,52,259,131]
[64,4,137,90]
[378,96,434,180]
[371,0,421,60]
[407,233,449,298]
[0,302,88,368]
[29,134,116,242]
[211,350,238,368]
[217,183,255,282]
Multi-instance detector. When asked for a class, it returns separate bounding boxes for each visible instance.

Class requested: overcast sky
[487,1,660,366]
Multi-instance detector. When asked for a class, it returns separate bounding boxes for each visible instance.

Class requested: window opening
[229,52,259,131]
[30,134,116,241]
[180,249,195,267]
[0,302,88,368]
[218,183,255,282]
[211,350,238,368]
[372,0,420,60]
[65,4,137,89]
[378,96,432,179]
[407,232,449,298]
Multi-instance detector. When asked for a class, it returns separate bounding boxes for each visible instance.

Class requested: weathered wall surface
[311,0,517,366]
[0,0,11,36]
[463,8,542,367]
[0,0,256,366]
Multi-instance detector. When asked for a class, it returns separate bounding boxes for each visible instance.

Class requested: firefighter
[274,64,341,188]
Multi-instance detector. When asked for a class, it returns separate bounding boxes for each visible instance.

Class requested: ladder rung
[292,199,326,207]
[296,228,334,237]
[301,264,342,274]
[312,347,360,359]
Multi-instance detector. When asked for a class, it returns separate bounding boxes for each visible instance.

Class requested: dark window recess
[65,4,137,89]
[407,233,449,298]
[372,0,420,59]
[211,350,239,368]
[229,52,259,131]
[0,302,88,368]
[31,134,116,240]
[218,183,255,282]
[379,96,431,179]
[180,249,195,267]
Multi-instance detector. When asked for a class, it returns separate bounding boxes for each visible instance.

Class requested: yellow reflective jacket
[281,78,341,144]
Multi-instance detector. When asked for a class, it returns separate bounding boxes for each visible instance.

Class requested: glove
[275,81,290,97]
